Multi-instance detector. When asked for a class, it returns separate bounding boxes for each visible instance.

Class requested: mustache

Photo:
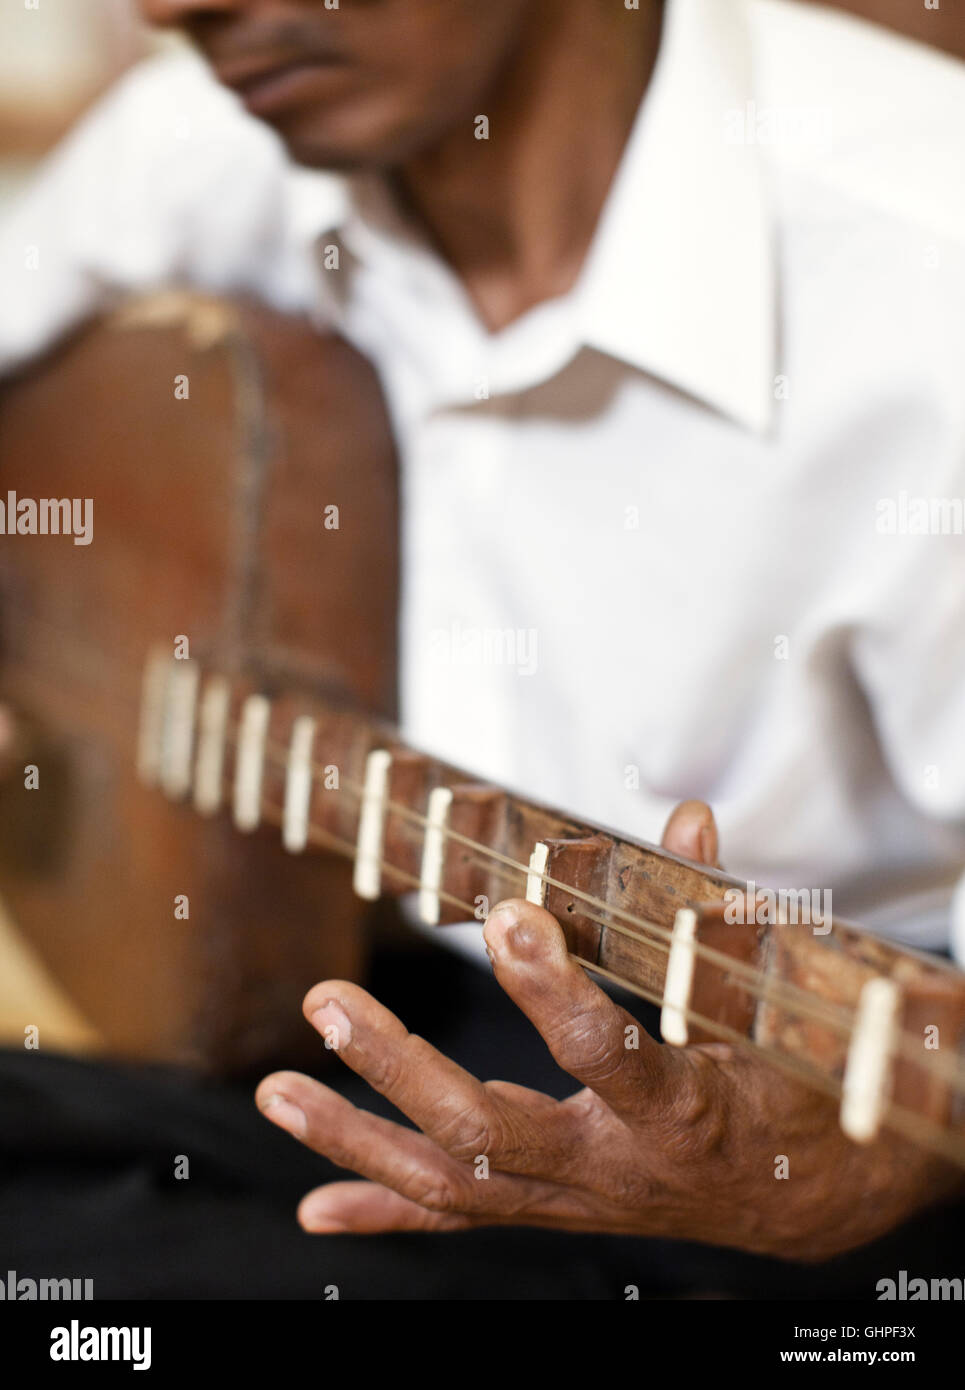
[193,18,348,70]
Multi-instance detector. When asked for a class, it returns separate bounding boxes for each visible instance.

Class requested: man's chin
[257,97,455,175]
[282,142,374,174]
[261,116,404,175]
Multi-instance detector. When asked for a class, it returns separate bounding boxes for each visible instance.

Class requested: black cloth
[1,945,962,1299]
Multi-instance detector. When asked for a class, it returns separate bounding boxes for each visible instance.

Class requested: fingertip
[484,898,565,964]
[309,1000,353,1051]
[302,978,357,1022]
[662,799,719,865]
[255,1070,300,1110]
[298,1191,347,1234]
[482,899,519,954]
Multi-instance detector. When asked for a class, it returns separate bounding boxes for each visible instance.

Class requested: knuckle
[364,1048,406,1096]
[434,1105,493,1162]
[607,1164,659,1211]
[404,1171,464,1213]
[656,1052,728,1158]
[435,1092,542,1171]
[547,1010,622,1082]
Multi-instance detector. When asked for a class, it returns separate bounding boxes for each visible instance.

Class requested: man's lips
[214,55,345,116]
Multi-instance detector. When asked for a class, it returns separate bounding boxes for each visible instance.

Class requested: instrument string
[371,795,965,1094]
[251,791,965,1169]
[5,642,965,1127]
[253,732,965,1092]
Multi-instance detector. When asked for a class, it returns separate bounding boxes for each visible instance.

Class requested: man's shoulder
[84,45,247,133]
[27,45,349,270]
[66,47,344,216]
[0,47,348,376]
[80,46,284,172]
[748,0,965,246]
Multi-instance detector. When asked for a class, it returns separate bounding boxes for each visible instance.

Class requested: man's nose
[138,0,248,26]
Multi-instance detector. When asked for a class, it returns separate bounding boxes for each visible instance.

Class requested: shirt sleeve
[0,49,330,378]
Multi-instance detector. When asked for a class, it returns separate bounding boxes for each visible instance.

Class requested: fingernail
[311,1002,352,1050]
[487,905,546,962]
[484,902,519,955]
[259,1094,307,1137]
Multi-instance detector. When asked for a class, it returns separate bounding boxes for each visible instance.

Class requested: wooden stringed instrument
[1,295,964,1173]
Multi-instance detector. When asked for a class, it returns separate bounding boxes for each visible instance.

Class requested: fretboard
[138,647,965,1170]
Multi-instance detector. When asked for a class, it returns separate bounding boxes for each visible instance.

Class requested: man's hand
[256,800,953,1260]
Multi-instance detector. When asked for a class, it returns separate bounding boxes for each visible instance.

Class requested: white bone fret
[418,786,454,925]
[353,749,392,900]
[159,661,200,800]
[283,715,316,854]
[525,842,549,906]
[233,695,270,832]
[136,649,171,788]
[193,676,230,816]
[660,908,699,1046]
[840,976,901,1143]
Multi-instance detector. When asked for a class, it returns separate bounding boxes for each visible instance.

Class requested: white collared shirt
[2,0,964,958]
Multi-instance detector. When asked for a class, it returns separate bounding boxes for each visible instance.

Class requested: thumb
[661,799,720,867]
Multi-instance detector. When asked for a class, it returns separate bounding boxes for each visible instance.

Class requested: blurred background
[0,0,157,202]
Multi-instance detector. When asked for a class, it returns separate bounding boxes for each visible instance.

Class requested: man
[2,0,964,1284]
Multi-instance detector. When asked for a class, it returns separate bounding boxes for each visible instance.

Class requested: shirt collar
[290,0,776,434]
[575,0,776,434]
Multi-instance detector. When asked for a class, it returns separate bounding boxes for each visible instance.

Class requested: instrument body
[0,295,398,1071]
